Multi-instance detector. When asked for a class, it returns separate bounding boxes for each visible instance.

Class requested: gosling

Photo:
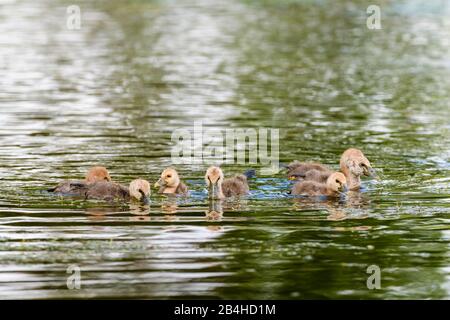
[287,148,375,190]
[85,178,151,204]
[205,166,254,199]
[291,172,348,197]
[154,167,188,195]
[48,166,111,195]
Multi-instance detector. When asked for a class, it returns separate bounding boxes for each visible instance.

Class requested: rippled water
[0,0,449,299]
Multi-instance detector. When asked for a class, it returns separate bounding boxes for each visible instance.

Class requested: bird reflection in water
[129,203,151,221]
[161,195,179,214]
[293,191,371,221]
[206,199,223,221]
[84,203,151,222]
[84,207,120,222]
[205,198,249,221]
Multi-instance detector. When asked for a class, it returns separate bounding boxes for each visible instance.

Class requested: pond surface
[0,0,449,299]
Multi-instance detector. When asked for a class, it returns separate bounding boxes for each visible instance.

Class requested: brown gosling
[287,148,376,191]
[48,166,111,194]
[85,178,151,204]
[301,169,331,183]
[291,172,348,197]
[205,166,251,199]
[286,161,330,180]
[154,167,188,195]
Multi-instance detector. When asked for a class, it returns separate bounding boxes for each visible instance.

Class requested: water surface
[0,0,449,299]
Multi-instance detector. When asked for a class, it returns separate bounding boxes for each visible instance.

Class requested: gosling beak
[154,178,165,189]
[337,184,348,195]
[288,175,297,181]
[208,179,219,199]
[367,167,378,179]
[141,195,150,205]
[139,190,150,205]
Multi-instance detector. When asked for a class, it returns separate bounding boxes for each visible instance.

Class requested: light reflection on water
[0,0,449,299]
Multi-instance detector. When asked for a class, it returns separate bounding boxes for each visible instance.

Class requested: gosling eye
[335,179,339,183]
[360,163,366,168]
[167,175,172,178]
[104,177,109,181]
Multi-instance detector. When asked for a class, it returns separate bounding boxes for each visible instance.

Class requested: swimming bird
[85,178,150,204]
[205,166,254,199]
[293,168,332,183]
[286,161,330,180]
[48,166,111,195]
[286,148,375,190]
[154,167,188,195]
[291,172,347,197]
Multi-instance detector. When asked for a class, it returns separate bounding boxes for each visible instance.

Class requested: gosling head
[340,148,376,178]
[154,167,180,190]
[129,179,151,204]
[326,172,348,194]
[205,166,224,199]
[85,166,111,184]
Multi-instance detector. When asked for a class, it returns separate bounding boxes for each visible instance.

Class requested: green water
[0,0,449,299]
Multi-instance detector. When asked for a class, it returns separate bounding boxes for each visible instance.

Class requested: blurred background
[0,0,449,299]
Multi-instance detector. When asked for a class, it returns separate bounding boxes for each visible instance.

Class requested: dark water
[0,0,449,299]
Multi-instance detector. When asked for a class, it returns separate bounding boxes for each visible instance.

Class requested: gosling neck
[210,181,225,200]
[161,177,180,194]
[341,164,361,191]
[162,184,178,194]
[345,172,361,191]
